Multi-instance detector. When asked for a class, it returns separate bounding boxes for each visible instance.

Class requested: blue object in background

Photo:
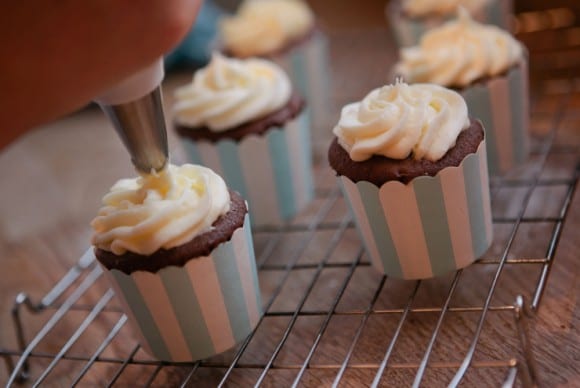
[164,1,225,71]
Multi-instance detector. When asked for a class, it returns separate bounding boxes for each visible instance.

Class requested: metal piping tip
[101,86,169,173]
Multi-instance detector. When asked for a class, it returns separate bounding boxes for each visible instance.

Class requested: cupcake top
[220,0,315,58]
[173,53,292,130]
[333,80,469,162]
[395,8,524,88]
[91,164,230,256]
[401,0,489,18]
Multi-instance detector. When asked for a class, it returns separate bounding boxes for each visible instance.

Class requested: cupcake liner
[387,3,442,48]
[462,59,529,175]
[488,0,513,30]
[272,31,331,157]
[103,215,262,362]
[386,0,513,47]
[339,141,493,280]
[180,113,314,226]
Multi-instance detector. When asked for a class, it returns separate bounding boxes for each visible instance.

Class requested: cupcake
[328,81,493,280]
[394,9,529,175]
[91,164,261,362]
[386,0,513,47]
[219,0,330,158]
[173,53,314,226]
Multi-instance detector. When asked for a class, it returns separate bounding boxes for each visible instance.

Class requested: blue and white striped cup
[104,215,262,362]
[340,141,493,280]
[180,113,314,226]
[462,59,530,175]
[272,31,332,159]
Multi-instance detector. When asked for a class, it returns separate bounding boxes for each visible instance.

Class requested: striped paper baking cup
[339,141,493,280]
[180,113,314,226]
[386,0,513,47]
[103,215,262,362]
[272,31,331,159]
[462,59,530,175]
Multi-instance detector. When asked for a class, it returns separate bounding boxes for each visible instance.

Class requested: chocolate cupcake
[329,119,484,185]
[219,0,331,158]
[394,9,529,175]
[329,81,493,280]
[173,54,314,226]
[91,164,261,362]
[386,0,513,47]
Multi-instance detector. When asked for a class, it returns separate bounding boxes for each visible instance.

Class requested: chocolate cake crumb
[328,118,484,185]
[176,93,305,143]
[95,190,247,274]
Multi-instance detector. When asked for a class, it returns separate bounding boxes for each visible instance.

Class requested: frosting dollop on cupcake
[220,0,315,57]
[402,0,489,17]
[91,164,230,255]
[333,81,469,162]
[173,53,292,130]
[395,8,523,88]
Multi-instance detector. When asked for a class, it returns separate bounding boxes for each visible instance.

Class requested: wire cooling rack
[2,107,578,387]
[2,5,580,388]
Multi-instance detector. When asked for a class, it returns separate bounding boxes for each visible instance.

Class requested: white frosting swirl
[395,8,524,88]
[220,0,314,57]
[333,81,469,162]
[402,0,488,17]
[91,164,231,256]
[173,53,292,130]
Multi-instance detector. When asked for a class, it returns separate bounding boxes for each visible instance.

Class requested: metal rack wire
[2,5,580,388]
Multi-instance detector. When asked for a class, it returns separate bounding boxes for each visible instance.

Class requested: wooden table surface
[1,1,579,387]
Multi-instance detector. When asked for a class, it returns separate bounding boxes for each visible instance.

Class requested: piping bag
[95,59,169,174]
